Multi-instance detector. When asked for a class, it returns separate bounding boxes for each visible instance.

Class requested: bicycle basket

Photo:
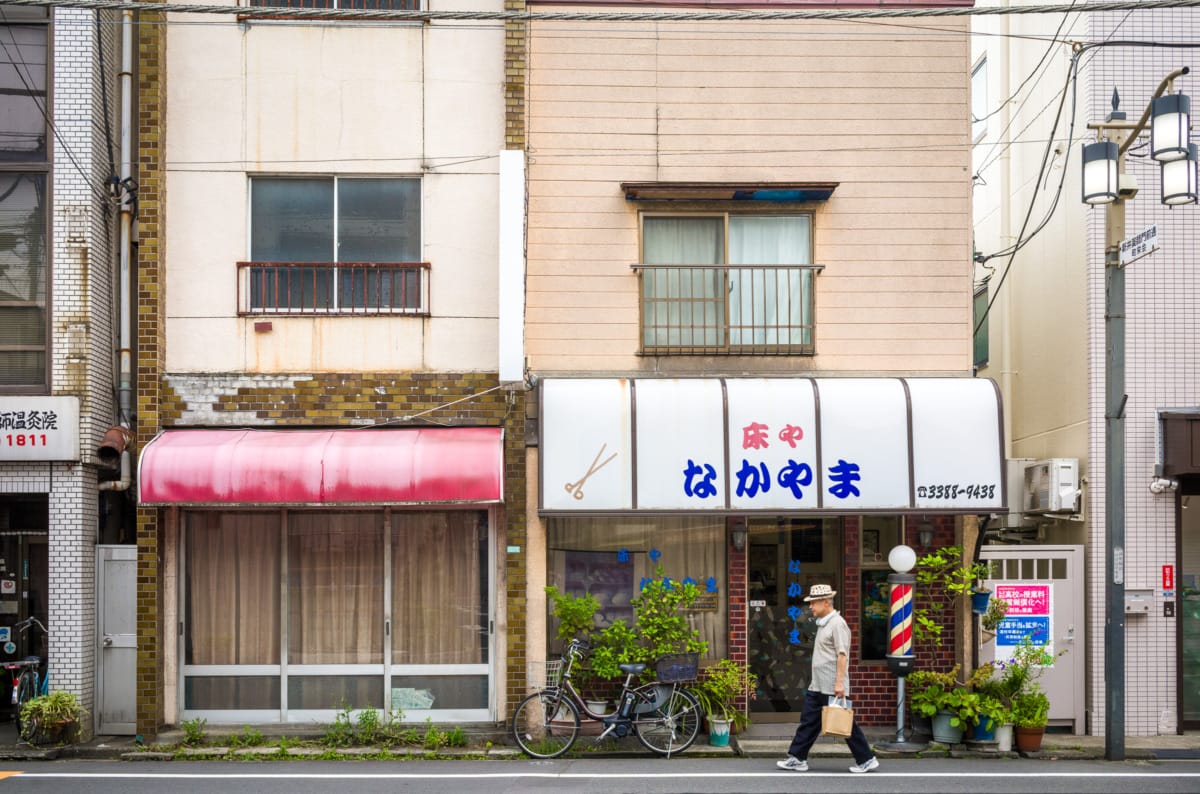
[528,659,563,690]
[655,652,700,683]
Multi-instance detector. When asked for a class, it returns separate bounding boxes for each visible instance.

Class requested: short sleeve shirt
[810,610,852,695]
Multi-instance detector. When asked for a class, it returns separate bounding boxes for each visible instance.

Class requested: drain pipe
[99,10,135,493]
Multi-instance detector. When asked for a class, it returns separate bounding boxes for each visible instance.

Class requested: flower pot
[930,710,964,745]
[910,712,932,739]
[585,699,609,716]
[995,723,1013,752]
[971,590,992,615]
[708,717,731,747]
[1014,725,1045,753]
[968,716,997,742]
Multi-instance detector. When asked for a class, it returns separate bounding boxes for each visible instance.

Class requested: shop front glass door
[746,518,842,720]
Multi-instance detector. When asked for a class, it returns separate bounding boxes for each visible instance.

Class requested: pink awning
[138,427,503,506]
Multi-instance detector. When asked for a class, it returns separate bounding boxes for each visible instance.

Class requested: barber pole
[888,579,914,656]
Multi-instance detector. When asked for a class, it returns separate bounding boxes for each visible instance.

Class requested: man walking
[777,583,880,774]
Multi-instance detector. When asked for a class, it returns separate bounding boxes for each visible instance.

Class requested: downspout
[99,10,135,492]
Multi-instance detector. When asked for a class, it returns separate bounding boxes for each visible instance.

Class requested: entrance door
[96,545,137,734]
[1180,478,1200,730]
[979,544,1085,734]
[746,518,842,722]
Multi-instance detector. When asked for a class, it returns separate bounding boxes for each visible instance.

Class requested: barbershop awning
[139,427,503,506]
[539,378,1005,514]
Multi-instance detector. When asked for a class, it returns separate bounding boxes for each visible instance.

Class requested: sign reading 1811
[0,397,80,462]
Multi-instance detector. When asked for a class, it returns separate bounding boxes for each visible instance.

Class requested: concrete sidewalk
[0,719,1196,762]
[736,723,1200,761]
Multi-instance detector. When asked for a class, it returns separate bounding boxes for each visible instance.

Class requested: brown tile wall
[135,5,166,740]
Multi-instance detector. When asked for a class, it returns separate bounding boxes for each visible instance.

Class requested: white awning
[539,378,1006,514]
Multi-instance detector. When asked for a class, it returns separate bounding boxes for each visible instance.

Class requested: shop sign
[0,397,79,462]
[540,378,1004,513]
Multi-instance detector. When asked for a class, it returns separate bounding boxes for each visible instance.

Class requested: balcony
[632,264,821,356]
[237,262,430,316]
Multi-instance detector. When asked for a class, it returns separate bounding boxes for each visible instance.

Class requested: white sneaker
[776,756,808,772]
[848,756,879,774]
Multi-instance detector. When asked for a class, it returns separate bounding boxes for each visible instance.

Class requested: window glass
[287,511,384,665]
[547,516,727,659]
[0,24,47,161]
[185,677,281,710]
[337,178,420,262]
[0,172,45,386]
[860,516,901,661]
[729,215,812,347]
[972,57,988,141]
[391,510,488,664]
[184,511,281,665]
[250,178,333,262]
[973,285,989,367]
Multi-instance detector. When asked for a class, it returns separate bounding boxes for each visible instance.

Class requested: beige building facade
[523,9,987,727]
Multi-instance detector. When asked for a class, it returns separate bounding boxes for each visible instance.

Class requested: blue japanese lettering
[828,458,862,499]
[617,548,630,563]
[682,459,718,499]
[705,576,718,593]
[777,459,814,499]
[735,459,771,498]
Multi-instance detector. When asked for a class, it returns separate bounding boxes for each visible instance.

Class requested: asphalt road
[0,758,1198,794]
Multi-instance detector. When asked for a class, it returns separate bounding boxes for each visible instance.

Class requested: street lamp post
[1081,65,1195,762]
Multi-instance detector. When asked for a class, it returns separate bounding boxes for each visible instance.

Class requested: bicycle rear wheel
[633,684,701,757]
[512,690,580,759]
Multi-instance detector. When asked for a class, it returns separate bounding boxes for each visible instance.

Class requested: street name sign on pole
[1119,224,1159,266]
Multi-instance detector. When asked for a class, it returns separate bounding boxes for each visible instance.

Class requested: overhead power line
[2,0,1200,22]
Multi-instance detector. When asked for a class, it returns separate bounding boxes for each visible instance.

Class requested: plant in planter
[692,658,758,745]
[906,665,959,738]
[1011,686,1050,752]
[19,690,88,746]
[980,597,1010,635]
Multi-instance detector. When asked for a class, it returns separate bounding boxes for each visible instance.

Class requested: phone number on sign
[4,434,50,447]
[918,483,997,500]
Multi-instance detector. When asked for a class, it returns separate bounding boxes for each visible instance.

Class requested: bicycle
[511,639,703,759]
[6,616,47,741]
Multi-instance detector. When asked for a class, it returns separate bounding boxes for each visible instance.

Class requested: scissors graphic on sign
[564,444,618,500]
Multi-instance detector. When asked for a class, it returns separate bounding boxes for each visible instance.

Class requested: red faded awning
[138,427,503,506]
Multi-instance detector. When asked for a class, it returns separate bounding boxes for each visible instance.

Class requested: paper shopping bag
[820,696,854,738]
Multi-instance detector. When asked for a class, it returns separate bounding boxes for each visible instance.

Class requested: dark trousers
[786,689,874,765]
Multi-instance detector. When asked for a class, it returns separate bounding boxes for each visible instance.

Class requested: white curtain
[642,217,724,348]
[728,215,812,347]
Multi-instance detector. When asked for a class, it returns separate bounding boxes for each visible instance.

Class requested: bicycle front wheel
[15,672,36,740]
[512,690,580,759]
[633,684,701,757]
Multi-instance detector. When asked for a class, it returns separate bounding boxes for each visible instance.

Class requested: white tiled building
[0,6,127,736]
[973,4,1200,737]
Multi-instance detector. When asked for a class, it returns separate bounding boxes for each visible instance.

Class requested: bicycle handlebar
[14,616,46,635]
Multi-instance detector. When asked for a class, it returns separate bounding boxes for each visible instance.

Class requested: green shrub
[181,717,208,747]
[322,705,355,748]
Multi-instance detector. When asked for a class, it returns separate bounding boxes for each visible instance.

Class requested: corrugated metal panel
[138,427,503,506]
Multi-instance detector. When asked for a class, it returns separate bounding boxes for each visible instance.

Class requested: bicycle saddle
[618,663,646,675]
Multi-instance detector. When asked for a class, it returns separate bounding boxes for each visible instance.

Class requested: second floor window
[242,176,428,315]
[635,214,816,355]
[0,15,49,390]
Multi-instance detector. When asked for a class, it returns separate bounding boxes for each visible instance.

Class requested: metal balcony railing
[631,264,821,356]
[237,262,430,316]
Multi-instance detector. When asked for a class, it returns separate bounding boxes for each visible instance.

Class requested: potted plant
[970,662,1016,749]
[692,659,758,747]
[19,690,87,746]
[1011,686,1050,752]
[913,546,992,646]
[980,597,1010,637]
[907,665,959,741]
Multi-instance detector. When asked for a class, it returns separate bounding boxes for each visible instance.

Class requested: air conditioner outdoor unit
[1024,458,1080,514]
